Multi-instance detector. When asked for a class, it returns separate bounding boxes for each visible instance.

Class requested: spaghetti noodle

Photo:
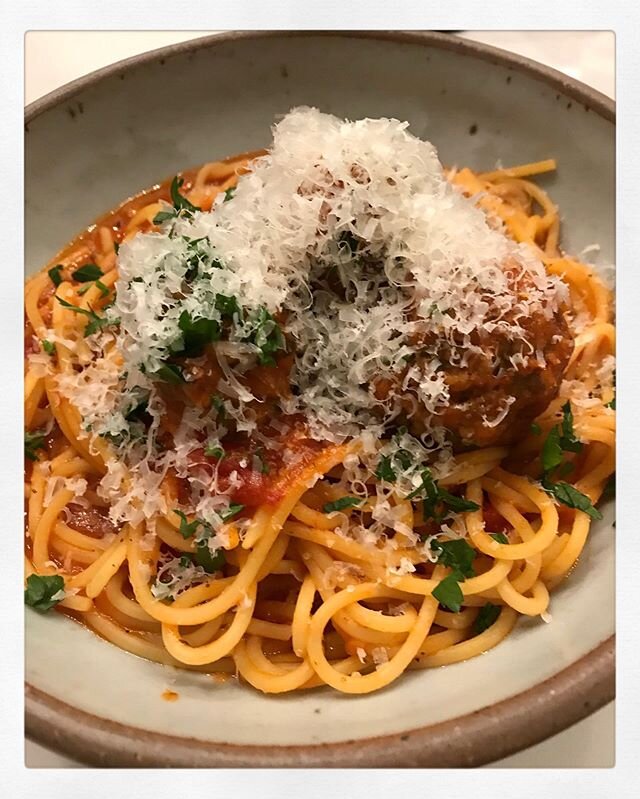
[24,109,615,695]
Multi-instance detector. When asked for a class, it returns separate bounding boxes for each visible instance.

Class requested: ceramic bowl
[25,31,615,768]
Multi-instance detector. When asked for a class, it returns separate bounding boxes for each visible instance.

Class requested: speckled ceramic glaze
[25,31,615,768]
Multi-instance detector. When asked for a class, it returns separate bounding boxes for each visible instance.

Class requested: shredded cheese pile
[55,107,568,527]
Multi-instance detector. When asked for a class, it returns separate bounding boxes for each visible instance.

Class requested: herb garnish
[154,362,185,384]
[473,603,501,635]
[72,263,103,282]
[243,306,286,366]
[25,430,46,461]
[490,532,509,544]
[432,574,464,613]
[41,339,56,355]
[407,468,479,524]
[55,296,119,337]
[48,265,64,287]
[323,496,363,514]
[204,442,225,459]
[539,401,602,519]
[430,538,477,613]
[24,574,64,612]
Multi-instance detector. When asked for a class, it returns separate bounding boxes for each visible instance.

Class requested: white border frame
[1,1,638,795]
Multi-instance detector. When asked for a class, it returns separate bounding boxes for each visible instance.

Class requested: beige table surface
[23,30,615,769]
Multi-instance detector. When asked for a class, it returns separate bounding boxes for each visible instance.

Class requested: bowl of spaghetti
[24,32,615,767]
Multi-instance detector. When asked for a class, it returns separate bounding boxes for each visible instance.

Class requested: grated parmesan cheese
[54,107,567,529]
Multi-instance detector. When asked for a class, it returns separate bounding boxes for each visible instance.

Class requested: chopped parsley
[71,263,103,282]
[210,394,226,418]
[473,603,501,635]
[220,503,244,522]
[375,448,412,482]
[432,574,464,613]
[170,176,200,216]
[224,187,236,202]
[153,210,177,225]
[407,468,479,524]
[542,477,603,520]
[431,538,476,580]
[24,574,64,612]
[25,430,46,461]
[322,496,363,514]
[153,176,202,224]
[540,401,601,519]
[243,306,286,366]
[154,362,185,384]
[174,310,220,357]
[175,504,244,541]
[55,296,119,337]
[204,442,225,459]
[174,510,201,539]
[215,293,240,319]
[193,543,226,573]
[429,538,477,613]
[490,532,509,544]
[41,339,56,355]
[77,278,109,298]
[48,265,64,287]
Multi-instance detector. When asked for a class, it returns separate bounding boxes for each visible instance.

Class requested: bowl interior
[25,32,614,761]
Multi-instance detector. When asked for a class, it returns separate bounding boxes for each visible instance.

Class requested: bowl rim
[24,29,615,768]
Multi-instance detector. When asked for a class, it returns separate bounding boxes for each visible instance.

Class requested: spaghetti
[24,109,615,695]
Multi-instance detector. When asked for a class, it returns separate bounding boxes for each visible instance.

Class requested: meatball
[407,275,573,448]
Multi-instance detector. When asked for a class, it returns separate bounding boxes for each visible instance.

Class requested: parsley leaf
[95,279,110,297]
[169,176,200,216]
[437,488,481,514]
[24,574,64,612]
[542,479,603,520]
[473,603,501,634]
[193,543,226,573]
[407,468,479,524]
[72,263,103,282]
[153,209,177,225]
[243,306,286,366]
[322,496,363,514]
[490,532,509,544]
[215,293,240,319]
[174,510,201,539]
[176,310,220,357]
[25,430,46,461]
[606,395,616,410]
[154,363,185,384]
[219,503,244,522]
[375,455,396,482]
[55,296,119,337]
[432,574,463,613]
[431,538,476,579]
[210,394,226,418]
[223,187,236,202]
[41,339,56,355]
[48,265,64,287]
[559,402,583,453]
[541,426,563,473]
[204,443,224,459]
